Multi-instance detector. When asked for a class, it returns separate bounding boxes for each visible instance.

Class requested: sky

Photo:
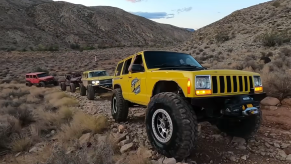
[53,0,271,30]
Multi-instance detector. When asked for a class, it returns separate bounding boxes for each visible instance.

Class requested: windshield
[143,51,203,69]
[37,73,49,78]
[88,71,109,78]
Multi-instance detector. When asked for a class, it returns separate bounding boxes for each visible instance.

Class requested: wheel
[39,82,46,87]
[111,88,129,122]
[60,82,66,91]
[53,81,59,86]
[145,92,198,161]
[216,110,262,139]
[80,83,86,96]
[70,83,76,93]
[87,84,95,100]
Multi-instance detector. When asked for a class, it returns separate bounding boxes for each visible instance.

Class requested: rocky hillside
[176,0,291,68]
[0,0,191,51]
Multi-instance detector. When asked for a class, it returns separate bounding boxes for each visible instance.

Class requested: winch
[220,95,260,117]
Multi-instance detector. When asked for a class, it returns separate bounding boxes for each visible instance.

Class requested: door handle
[128,76,132,78]
[120,77,123,79]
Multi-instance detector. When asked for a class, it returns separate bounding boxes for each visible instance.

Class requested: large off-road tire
[70,83,76,93]
[111,88,129,122]
[87,84,95,100]
[216,110,262,139]
[80,83,86,96]
[60,82,66,91]
[145,92,198,162]
[39,82,46,87]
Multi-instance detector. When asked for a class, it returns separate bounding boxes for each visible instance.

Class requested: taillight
[187,78,191,94]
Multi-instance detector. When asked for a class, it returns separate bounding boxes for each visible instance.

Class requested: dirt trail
[67,90,291,164]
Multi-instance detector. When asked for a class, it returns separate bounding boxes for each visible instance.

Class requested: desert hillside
[176,0,290,66]
[0,0,191,51]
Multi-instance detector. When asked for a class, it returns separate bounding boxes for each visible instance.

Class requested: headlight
[253,76,262,87]
[92,81,99,85]
[195,76,211,89]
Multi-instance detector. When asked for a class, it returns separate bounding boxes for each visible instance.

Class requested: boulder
[261,97,280,106]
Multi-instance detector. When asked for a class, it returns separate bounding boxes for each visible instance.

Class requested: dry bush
[215,31,230,43]
[11,137,32,153]
[126,147,153,164]
[261,66,291,101]
[45,137,114,164]
[59,112,109,142]
[258,30,291,47]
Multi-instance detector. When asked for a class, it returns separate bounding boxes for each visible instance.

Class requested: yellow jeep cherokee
[111,50,266,161]
[79,70,113,100]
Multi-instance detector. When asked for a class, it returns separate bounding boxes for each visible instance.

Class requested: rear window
[115,62,124,76]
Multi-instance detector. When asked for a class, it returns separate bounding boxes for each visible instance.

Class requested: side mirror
[131,64,144,72]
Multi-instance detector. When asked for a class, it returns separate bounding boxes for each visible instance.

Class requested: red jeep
[25,72,58,87]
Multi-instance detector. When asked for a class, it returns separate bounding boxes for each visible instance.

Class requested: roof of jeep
[26,72,47,75]
[83,70,106,73]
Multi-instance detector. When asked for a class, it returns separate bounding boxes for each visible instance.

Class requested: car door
[32,75,38,84]
[127,54,148,105]
[119,57,133,100]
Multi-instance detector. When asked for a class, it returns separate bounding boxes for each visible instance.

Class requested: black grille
[211,75,253,94]
[99,79,112,84]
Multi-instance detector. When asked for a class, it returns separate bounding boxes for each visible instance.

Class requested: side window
[33,75,37,78]
[115,62,124,76]
[29,75,32,78]
[122,58,132,75]
[26,75,29,78]
[132,55,145,73]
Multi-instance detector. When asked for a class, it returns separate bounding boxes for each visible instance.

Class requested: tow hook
[242,107,259,116]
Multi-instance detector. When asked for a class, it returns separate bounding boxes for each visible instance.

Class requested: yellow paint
[113,51,264,106]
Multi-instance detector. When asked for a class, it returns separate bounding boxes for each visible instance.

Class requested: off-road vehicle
[111,51,266,161]
[59,72,82,92]
[80,70,113,100]
[25,72,58,87]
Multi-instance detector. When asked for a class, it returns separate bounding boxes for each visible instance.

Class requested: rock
[212,134,223,141]
[119,139,131,146]
[158,157,176,164]
[286,154,291,161]
[241,155,248,160]
[261,97,280,106]
[118,125,126,133]
[281,143,290,149]
[113,133,128,142]
[151,160,159,164]
[79,133,91,146]
[237,145,247,150]
[133,112,145,117]
[120,142,134,153]
[278,150,287,159]
[281,98,291,106]
[231,137,246,146]
[274,143,280,148]
[65,147,75,154]
[112,128,118,133]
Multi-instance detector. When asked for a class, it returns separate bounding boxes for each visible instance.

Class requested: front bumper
[190,92,267,107]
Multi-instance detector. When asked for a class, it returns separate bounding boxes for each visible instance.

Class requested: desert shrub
[82,45,95,50]
[262,70,291,101]
[215,31,230,43]
[70,43,81,50]
[47,45,59,51]
[279,47,291,57]
[272,1,280,7]
[259,31,291,47]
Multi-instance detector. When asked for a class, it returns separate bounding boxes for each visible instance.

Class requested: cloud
[176,7,192,14]
[126,0,144,3]
[131,12,174,19]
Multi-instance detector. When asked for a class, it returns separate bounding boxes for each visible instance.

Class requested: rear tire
[145,92,198,162]
[216,110,262,139]
[80,83,86,96]
[70,83,76,93]
[60,82,66,91]
[39,82,46,87]
[111,88,129,122]
[87,84,95,100]
[53,81,59,86]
